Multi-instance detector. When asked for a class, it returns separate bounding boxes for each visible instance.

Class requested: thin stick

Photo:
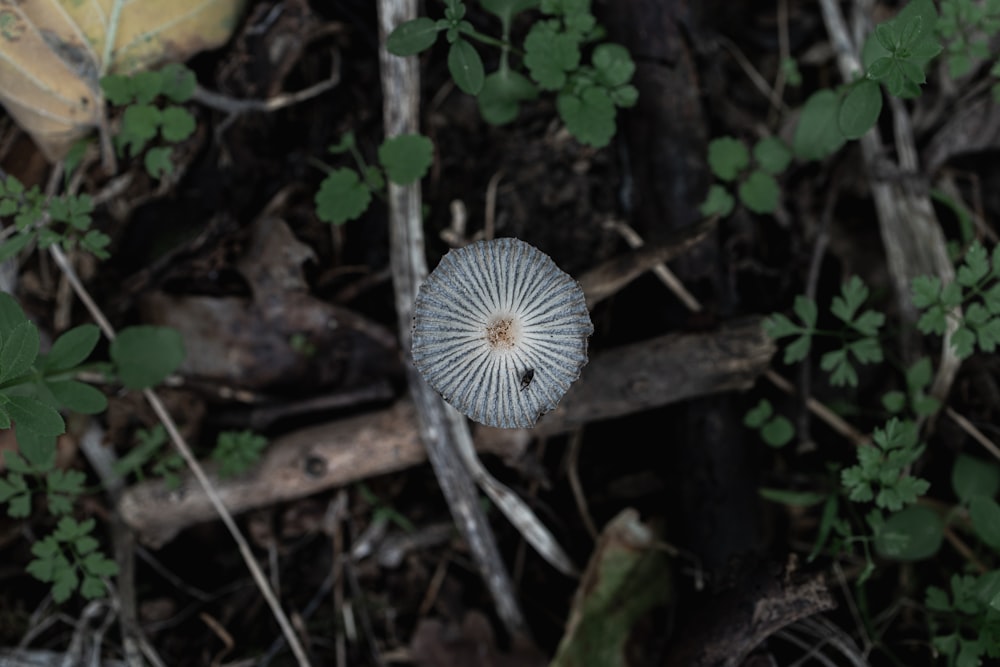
[766,370,869,446]
[47,245,312,667]
[946,406,1000,463]
[605,219,702,312]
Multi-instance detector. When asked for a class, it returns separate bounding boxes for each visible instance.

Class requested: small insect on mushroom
[520,369,535,391]
[411,237,593,429]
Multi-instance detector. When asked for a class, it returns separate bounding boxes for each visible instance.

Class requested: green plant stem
[460,26,522,55]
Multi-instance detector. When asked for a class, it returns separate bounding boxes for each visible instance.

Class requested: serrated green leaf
[738,171,780,214]
[80,575,106,599]
[386,17,440,56]
[524,22,580,90]
[315,169,372,225]
[821,348,857,387]
[83,552,119,578]
[793,295,818,328]
[976,317,1000,352]
[592,43,635,87]
[51,568,78,603]
[753,137,792,174]
[117,105,162,158]
[917,306,947,335]
[783,334,812,364]
[0,320,39,382]
[0,234,36,264]
[160,107,196,143]
[100,74,133,105]
[378,134,434,185]
[448,39,484,95]
[905,356,933,391]
[159,63,197,103]
[867,57,895,80]
[926,586,951,612]
[556,87,616,148]
[144,147,174,179]
[610,84,638,108]
[763,312,801,339]
[110,326,185,390]
[479,0,538,23]
[952,326,976,358]
[707,137,750,182]
[849,337,883,365]
[911,274,941,307]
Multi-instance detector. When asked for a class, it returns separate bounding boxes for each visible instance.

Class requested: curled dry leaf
[0,0,245,160]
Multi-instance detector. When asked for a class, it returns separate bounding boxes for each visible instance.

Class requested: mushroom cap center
[485,315,521,351]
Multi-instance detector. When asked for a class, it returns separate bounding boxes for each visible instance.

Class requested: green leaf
[753,137,792,174]
[958,242,990,287]
[45,380,107,415]
[592,43,635,87]
[4,395,65,437]
[110,326,185,390]
[144,147,173,179]
[838,80,882,140]
[970,495,1000,550]
[699,184,734,217]
[831,276,868,323]
[44,324,100,373]
[761,416,794,447]
[743,399,773,428]
[926,585,952,612]
[881,390,906,413]
[793,90,846,160]
[448,39,484,95]
[100,74,133,105]
[117,104,161,158]
[524,22,580,90]
[0,320,39,382]
[821,348,857,387]
[386,17,440,56]
[783,334,811,364]
[849,337,883,365]
[315,169,372,225]
[378,134,434,185]
[952,454,1000,505]
[707,137,750,182]
[0,234,36,264]
[763,312,802,339]
[609,84,638,108]
[875,23,898,52]
[556,87,616,148]
[952,326,976,359]
[212,429,268,477]
[477,69,538,125]
[874,504,943,560]
[159,63,197,103]
[0,294,28,342]
[758,488,827,506]
[160,107,196,143]
[130,70,165,104]
[737,170,780,214]
[793,296,817,329]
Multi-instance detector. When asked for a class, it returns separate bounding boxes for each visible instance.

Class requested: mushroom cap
[412,237,593,429]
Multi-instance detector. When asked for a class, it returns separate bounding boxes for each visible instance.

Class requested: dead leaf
[0,0,246,160]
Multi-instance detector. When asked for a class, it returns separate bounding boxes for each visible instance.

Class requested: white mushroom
[412,237,593,428]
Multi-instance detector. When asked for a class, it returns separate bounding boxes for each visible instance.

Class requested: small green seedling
[743,398,794,448]
[841,418,930,511]
[101,63,198,179]
[765,276,885,387]
[212,430,268,478]
[701,135,792,216]
[912,241,1000,359]
[314,132,433,225]
[0,174,110,261]
[387,0,637,147]
[26,517,119,603]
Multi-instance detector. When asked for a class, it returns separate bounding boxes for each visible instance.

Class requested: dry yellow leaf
[0,0,245,161]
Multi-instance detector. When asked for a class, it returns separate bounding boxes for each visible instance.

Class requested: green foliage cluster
[765,276,885,387]
[926,571,1000,667]
[913,241,1000,359]
[743,398,794,448]
[314,131,434,225]
[937,0,1000,84]
[387,0,637,148]
[212,430,268,478]
[841,418,929,511]
[101,63,198,179]
[701,136,792,216]
[0,174,109,261]
[0,293,185,602]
